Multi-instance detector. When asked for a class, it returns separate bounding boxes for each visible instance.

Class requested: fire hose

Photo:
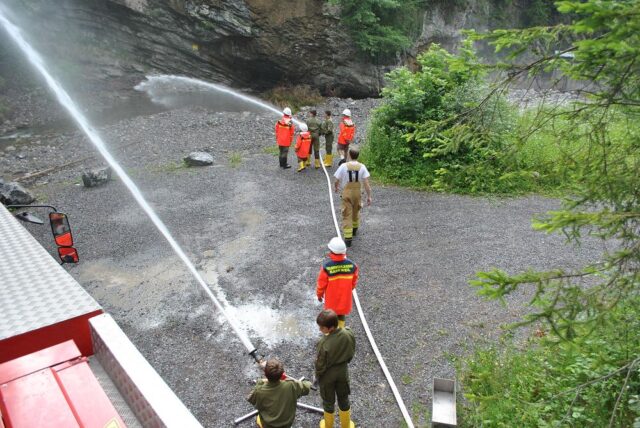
[317,151,416,428]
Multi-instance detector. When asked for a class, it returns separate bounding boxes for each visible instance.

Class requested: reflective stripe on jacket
[337,117,355,145]
[275,116,295,147]
[295,131,312,158]
[316,253,358,315]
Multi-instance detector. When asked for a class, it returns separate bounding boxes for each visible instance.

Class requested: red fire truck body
[0,205,202,427]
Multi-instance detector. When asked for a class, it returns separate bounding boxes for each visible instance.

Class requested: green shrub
[328,0,422,59]
[458,299,640,427]
[362,40,521,193]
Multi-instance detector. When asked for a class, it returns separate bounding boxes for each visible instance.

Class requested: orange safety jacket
[295,131,312,159]
[275,116,295,147]
[337,117,355,146]
[316,252,358,316]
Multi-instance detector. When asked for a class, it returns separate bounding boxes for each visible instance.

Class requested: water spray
[1,5,416,420]
[0,8,259,359]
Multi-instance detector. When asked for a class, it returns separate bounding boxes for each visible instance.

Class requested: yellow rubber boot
[297,161,306,172]
[324,154,333,167]
[305,158,311,167]
[319,411,335,428]
[315,159,321,169]
[339,409,355,428]
[256,415,263,428]
[337,319,345,329]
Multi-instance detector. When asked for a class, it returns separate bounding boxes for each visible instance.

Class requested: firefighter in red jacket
[337,109,355,165]
[295,123,312,172]
[275,107,295,169]
[316,237,358,329]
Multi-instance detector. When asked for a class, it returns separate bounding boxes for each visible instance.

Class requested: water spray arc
[0,9,258,359]
[1,4,416,419]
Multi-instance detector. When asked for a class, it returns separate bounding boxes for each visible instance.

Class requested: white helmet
[299,123,308,132]
[283,107,292,116]
[342,108,351,117]
[328,237,347,254]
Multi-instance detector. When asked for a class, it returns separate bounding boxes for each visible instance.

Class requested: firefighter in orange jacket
[275,107,295,169]
[316,237,358,329]
[295,123,312,172]
[337,109,355,165]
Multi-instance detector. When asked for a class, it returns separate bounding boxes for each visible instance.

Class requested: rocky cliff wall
[0,0,557,105]
[1,0,382,97]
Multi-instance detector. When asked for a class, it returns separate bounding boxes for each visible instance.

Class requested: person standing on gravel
[247,358,312,428]
[315,309,356,428]
[275,107,295,169]
[321,110,335,167]
[336,109,355,165]
[334,147,372,247]
[295,123,312,172]
[306,109,322,169]
[316,237,358,329]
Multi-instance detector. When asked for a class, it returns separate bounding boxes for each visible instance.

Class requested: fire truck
[0,204,202,427]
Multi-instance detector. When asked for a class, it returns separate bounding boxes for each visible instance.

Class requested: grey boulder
[184,152,214,167]
[82,166,112,188]
[0,180,36,205]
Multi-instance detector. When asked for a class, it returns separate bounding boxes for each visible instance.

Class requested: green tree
[363,40,518,192]
[462,0,640,425]
[328,0,422,58]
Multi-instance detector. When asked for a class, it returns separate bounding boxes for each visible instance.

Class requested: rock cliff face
[1,0,383,97]
[0,0,554,102]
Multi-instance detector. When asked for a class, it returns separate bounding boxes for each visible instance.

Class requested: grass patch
[147,161,187,174]
[401,374,414,385]
[262,85,324,112]
[456,299,640,427]
[229,152,243,168]
[262,146,280,156]
[408,401,431,428]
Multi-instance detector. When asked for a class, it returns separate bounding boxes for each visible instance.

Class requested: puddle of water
[201,258,318,347]
[227,303,318,347]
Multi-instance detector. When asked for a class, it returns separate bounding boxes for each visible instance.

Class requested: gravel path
[2,97,605,427]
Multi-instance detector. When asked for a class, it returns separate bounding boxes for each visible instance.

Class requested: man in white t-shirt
[333,147,372,247]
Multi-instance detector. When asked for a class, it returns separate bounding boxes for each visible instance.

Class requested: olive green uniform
[307,116,321,160]
[321,118,334,155]
[315,327,356,413]
[247,378,312,428]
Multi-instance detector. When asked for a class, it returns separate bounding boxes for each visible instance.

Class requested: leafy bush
[457,299,640,427]
[362,40,520,193]
[328,0,423,59]
[262,85,324,112]
[459,0,640,426]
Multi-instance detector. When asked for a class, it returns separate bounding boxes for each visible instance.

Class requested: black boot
[345,238,352,247]
[352,228,358,237]
[283,164,291,169]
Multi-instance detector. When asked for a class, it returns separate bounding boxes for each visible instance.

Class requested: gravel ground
[3,94,606,427]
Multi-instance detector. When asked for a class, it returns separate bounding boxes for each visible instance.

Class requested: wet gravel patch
[6,99,606,427]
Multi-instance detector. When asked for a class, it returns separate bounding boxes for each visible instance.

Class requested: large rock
[81,166,112,188]
[184,151,213,166]
[0,180,36,205]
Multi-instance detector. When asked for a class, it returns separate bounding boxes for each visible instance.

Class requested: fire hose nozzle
[248,349,262,363]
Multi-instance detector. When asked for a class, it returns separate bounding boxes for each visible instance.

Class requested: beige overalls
[341,162,362,241]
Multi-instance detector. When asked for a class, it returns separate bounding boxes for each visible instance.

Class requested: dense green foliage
[362,0,639,425]
[328,0,423,58]
[457,299,640,427]
[362,41,523,193]
[459,0,640,425]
